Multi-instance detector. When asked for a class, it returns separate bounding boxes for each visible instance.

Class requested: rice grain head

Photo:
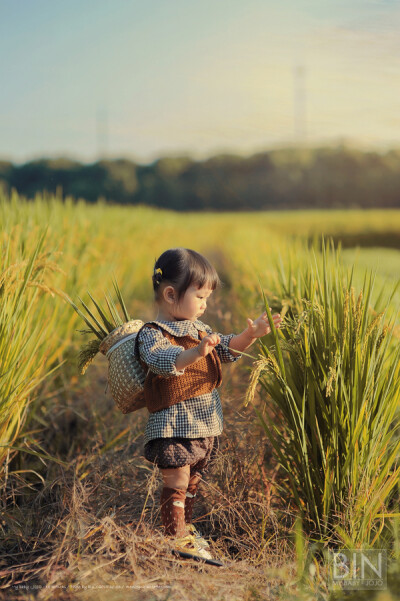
[361,312,384,357]
[244,358,269,407]
[326,354,338,398]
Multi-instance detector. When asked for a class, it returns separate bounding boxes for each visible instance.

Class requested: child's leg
[185,473,201,524]
[185,437,219,525]
[160,465,190,537]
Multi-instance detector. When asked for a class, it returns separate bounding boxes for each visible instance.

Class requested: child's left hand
[246,310,282,338]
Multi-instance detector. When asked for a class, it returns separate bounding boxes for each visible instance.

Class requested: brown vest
[135,322,222,413]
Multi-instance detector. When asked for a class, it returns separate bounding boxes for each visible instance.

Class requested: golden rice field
[1,191,400,600]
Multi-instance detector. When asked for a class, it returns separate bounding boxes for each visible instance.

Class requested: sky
[1,0,400,164]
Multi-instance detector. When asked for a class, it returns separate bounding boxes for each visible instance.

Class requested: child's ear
[163,285,176,305]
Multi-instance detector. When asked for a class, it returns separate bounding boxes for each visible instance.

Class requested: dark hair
[152,248,221,302]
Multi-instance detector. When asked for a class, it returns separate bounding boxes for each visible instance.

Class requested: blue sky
[1,0,399,163]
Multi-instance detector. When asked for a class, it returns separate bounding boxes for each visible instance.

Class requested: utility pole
[96,107,109,159]
[293,65,307,144]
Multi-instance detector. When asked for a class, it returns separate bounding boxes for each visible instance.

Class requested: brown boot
[160,487,187,537]
[184,476,201,524]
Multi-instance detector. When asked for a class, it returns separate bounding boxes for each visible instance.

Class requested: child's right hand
[197,333,221,357]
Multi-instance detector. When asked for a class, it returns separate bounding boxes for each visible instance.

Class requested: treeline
[1,145,400,210]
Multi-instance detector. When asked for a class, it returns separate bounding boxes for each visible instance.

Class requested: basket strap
[133,321,162,361]
[106,333,138,358]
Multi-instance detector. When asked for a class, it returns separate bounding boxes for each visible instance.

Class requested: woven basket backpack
[99,319,147,414]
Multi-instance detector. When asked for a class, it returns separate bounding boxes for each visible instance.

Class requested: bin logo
[326,549,387,590]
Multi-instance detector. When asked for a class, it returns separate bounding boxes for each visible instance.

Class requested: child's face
[174,284,214,321]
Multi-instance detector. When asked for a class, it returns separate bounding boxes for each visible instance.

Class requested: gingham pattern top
[136,319,242,443]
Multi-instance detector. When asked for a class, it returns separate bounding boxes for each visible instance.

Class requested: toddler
[134,247,282,558]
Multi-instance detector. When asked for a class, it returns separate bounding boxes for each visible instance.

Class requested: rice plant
[0,229,63,470]
[246,241,400,546]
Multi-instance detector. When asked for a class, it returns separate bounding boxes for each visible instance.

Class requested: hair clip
[154,267,162,276]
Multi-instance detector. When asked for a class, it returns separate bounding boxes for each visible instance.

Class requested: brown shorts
[144,436,219,477]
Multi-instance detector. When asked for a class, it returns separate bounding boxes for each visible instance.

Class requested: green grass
[342,247,400,279]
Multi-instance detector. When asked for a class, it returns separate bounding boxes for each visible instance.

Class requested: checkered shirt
[136,319,242,443]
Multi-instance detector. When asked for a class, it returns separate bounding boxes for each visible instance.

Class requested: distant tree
[2,146,400,210]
